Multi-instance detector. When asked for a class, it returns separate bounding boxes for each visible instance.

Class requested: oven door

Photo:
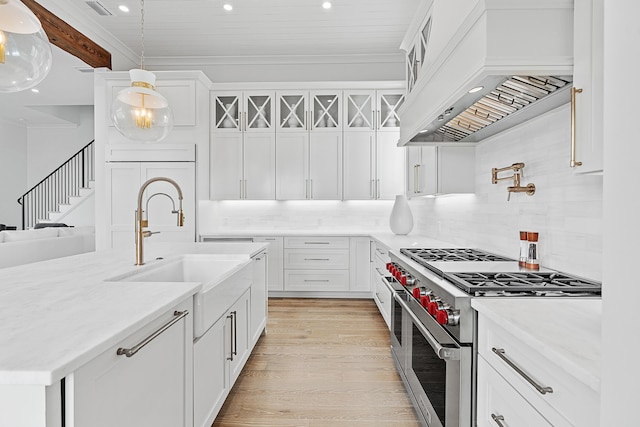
[389,280,406,372]
[397,295,472,427]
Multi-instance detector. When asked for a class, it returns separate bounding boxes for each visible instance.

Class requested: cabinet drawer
[478,315,599,427]
[284,249,349,269]
[477,355,553,427]
[284,236,349,249]
[284,270,349,291]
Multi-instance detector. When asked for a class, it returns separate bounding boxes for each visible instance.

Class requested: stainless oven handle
[394,293,460,361]
[491,348,553,394]
[380,275,395,293]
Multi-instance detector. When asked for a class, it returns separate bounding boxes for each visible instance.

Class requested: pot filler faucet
[135,177,184,265]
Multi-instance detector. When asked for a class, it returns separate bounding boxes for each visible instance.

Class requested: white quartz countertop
[472,298,602,391]
[0,241,268,386]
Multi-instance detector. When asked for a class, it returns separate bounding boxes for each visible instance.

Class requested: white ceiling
[85,0,421,59]
[0,0,421,126]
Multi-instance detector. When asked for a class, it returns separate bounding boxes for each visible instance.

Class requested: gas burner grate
[400,248,514,264]
[445,271,601,296]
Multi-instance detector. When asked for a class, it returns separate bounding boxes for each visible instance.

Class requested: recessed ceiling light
[322,2,332,9]
[468,86,484,93]
[419,129,428,133]
[118,5,129,13]
[223,4,233,11]
[31,88,39,93]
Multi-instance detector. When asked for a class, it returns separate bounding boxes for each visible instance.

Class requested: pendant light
[0,0,52,93]
[111,0,173,142]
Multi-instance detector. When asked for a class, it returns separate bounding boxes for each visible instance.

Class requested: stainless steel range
[385,247,601,427]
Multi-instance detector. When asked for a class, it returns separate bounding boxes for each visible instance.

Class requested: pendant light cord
[140,0,145,69]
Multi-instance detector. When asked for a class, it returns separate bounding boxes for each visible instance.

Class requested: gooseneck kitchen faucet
[135,177,184,265]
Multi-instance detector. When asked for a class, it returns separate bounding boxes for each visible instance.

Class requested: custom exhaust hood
[398,0,574,146]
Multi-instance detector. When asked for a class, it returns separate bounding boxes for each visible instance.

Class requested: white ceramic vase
[389,194,414,235]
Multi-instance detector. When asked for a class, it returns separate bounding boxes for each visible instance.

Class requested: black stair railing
[17,140,95,230]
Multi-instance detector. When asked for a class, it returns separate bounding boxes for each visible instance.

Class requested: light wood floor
[212,298,421,427]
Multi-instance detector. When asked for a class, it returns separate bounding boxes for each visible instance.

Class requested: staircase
[17,141,95,230]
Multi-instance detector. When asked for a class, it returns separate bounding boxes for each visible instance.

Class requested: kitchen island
[0,241,268,427]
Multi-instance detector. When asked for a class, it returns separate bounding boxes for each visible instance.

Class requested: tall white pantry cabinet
[94,70,211,250]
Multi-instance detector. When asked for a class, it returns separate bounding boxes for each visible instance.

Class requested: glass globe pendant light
[0,0,52,93]
[111,0,173,142]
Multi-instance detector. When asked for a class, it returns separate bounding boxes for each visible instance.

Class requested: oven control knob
[402,275,415,286]
[412,287,423,299]
[386,262,393,272]
[436,309,460,326]
[420,295,430,307]
[427,300,441,315]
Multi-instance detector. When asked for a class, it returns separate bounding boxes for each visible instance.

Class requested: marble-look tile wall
[198,199,396,232]
[200,104,603,281]
[410,104,603,280]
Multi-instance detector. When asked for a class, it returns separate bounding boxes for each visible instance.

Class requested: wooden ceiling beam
[21,0,112,69]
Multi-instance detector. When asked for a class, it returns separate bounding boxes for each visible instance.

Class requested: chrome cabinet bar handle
[376,179,380,199]
[304,279,330,282]
[570,87,583,168]
[304,258,330,261]
[232,310,237,357]
[304,241,330,244]
[491,347,553,394]
[227,312,234,361]
[491,414,506,427]
[310,179,313,199]
[371,179,375,199]
[117,310,189,358]
[239,180,243,199]
[243,180,247,199]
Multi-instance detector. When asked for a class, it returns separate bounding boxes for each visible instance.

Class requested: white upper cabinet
[405,14,433,94]
[407,146,475,197]
[572,0,604,174]
[343,90,405,200]
[210,91,276,200]
[276,91,342,132]
[275,90,343,200]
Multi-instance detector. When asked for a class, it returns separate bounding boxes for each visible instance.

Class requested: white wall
[0,120,28,227]
[26,106,95,187]
[410,104,603,281]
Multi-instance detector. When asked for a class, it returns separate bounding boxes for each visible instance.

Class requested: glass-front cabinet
[210,91,276,200]
[275,90,343,200]
[343,90,405,200]
[405,15,433,94]
[213,92,274,132]
[276,91,342,131]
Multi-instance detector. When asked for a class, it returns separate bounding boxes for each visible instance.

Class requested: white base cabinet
[68,298,194,427]
[283,237,349,292]
[250,253,268,346]
[253,237,283,291]
[194,289,251,427]
[477,313,600,427]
